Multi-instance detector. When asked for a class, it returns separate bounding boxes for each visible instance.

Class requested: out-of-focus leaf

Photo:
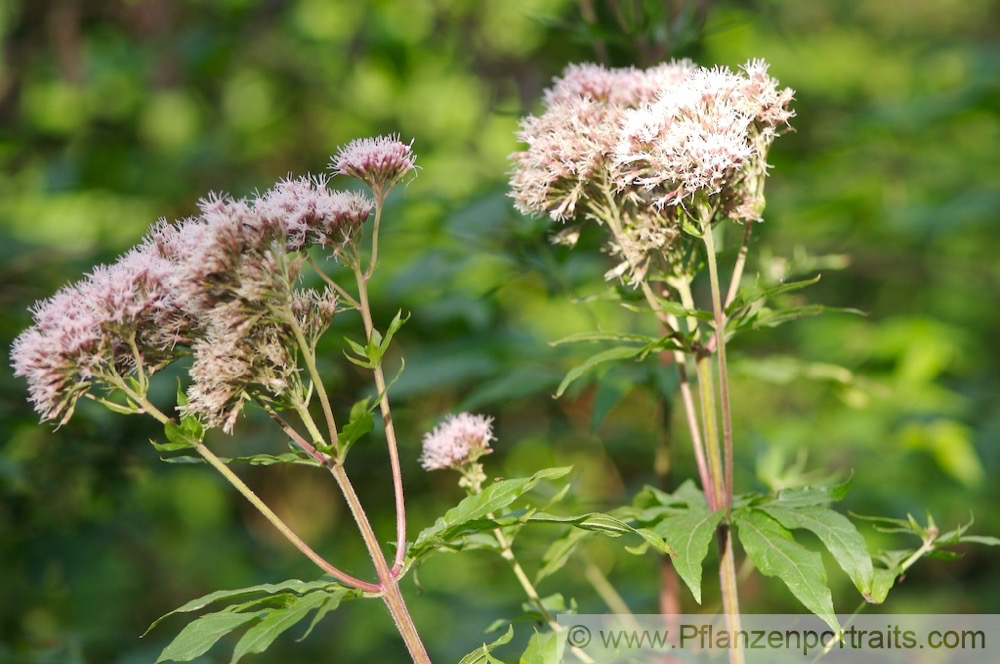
[767,477,852,508]
[459,625,514,664]
[519,629,564,664]
[555,346,645,398]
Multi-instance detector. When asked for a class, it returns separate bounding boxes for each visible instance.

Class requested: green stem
[365,198,384,280]
[381,575,431,664]
[701,217,734,508]
[331,462,430,662]
[583,559,637,627]
[717,525,745,664]
[307,253,361,309]
[288,317,340,451]
[195,441,381,594]
[294,392,428,662]
[694,353,726,512]
[109,379,379,593]
[724,223,752,308]
[353,264,408,572]
[698,213,744,664]
[492,522,594,664]
[127,332,147,393]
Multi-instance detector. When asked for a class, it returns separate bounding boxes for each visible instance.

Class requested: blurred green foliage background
[1,0,998,662]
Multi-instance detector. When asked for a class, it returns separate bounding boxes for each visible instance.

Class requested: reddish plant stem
[112,378,380,594]
[353,264,408,572]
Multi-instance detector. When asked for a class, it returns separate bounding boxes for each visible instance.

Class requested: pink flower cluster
[510,61,694,222]
[510,58,793,285]
[256,176,373,253]
[12,135,413,430]
[10,244,187,424]
[420,413,495,471]
[616,60,795,215]
[543,61,696,107]
[331,134,417,196]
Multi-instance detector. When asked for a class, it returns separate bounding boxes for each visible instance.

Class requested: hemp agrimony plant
[11,62,997,664]
[510,59,997,663]
[11,134,436,661]
[10,129,666,662]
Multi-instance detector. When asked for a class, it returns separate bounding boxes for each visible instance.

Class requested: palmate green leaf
[520,629,565,664]
[408,467,572,563]
[734,509,840,632]
[761,504,875,597]
[459,625,514,664]
[555,346,645,398]
[157,611,265,663]
[230,590,331,663]
[144,579,348,635]
[652,508,724,604]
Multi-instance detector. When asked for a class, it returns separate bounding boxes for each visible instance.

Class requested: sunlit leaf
[157,611,264,663]
[230,591,331,662]
[519,629,564,664]
[734,509,839,632]
[761,504,874,596]
[652,507,724,604]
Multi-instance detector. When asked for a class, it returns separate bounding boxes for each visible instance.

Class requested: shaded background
[1,0,998,661]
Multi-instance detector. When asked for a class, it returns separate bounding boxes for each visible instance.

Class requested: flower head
[13,153,388,431]
[255,176,372,252]
[543,60,696,108]
[615,60,794,216]
[509,59,697,224]
[510,97,624,220]
[420,412,495,471]
[331,134,416,196]
[10,243,187,424]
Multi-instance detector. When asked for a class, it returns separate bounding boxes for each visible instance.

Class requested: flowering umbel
[10,243,188,425]
[9,147,398,432]
[421,412,495,491]
[616,59,795,219]
[331,134,417,197]
[510,58,793,286]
